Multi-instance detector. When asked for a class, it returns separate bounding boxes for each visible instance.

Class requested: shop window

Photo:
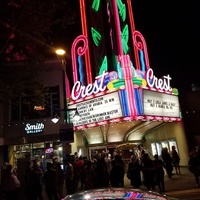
[13,144,32,168]
[33,142,45,149]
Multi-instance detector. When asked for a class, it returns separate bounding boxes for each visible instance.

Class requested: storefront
[12,141,63,169]
[3,118,67,168]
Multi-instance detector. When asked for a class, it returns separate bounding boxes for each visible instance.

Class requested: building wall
[179,90,200,149]
[144,122,189,166]
[4,119,62,143]
[2,59,65,142]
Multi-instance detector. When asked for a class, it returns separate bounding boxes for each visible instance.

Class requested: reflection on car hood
[62,188,178,200]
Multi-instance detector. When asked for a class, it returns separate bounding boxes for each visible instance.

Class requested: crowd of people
[0,158,64,200]
[126,146,179,193]
[1,144,200,200]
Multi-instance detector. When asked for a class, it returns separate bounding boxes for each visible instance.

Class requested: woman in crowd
[153,154,165,192]
[83,160,96,190]
[162,147,173,179]
[1,164,21,200]
[171,146,181,175]
[141,153,156,190]
[30,159,44,200]
[127,154,142,189]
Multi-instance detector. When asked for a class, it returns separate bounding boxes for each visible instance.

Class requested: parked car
[62,188,178,200]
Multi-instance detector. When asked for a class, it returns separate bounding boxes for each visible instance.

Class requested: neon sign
[71,71,108,100]
[146,68,172,92]
[25,122,45,134]
[34,106,45,111]
[71,67,173,101]
[45,148,54,154]
[68,0,181,130]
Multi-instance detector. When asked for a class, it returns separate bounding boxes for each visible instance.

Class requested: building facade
[0,59,68,167]
[0,0,191,169]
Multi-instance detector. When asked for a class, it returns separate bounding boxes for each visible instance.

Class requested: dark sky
[131,1,200,93]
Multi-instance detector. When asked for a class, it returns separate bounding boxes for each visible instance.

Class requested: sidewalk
[123,166,200,197]
[163,167,200,197]
[71,166,200,198]
[5,166,198,200]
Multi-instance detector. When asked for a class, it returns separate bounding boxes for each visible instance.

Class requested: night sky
[131,1,200,93]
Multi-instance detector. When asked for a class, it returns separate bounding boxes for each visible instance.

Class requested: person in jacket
[83,160,96,190]
[24,161,32,200]
[141,153,156,190]
[1,164,21,200]
[188,148,200,187]
[64,157,74,195]
[30,159,44,200]
[153,154,165,192]
[56,162,64,199]
[162,147,173,179]
[43,162,59,200]
[127,155,142,189]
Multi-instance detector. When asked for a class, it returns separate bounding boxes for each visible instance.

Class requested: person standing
[24,161,33,200]
[83,160,96,190]
[1,164,21,200]
[141,153,156,190]
[162,147,173,179]
[153,154,165,192]
[1,162,8,186]
[188,148,200,187]
[30,159,44,200]
[56,162,64,199]
[74,155,84,191]
[95,153,109,188]
[110,159,118,187]
[127,155,142,189]
[114,154,125,187]
[64,157,74,195]
[42,162,59,200]
[171,146,181,175]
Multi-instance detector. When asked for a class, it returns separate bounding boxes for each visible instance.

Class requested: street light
[55,49,66,56]
[55,48,66,70]
[54,48,80,123]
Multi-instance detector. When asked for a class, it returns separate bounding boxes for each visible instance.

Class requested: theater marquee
[69,92,123,126]
[143,90,180,117]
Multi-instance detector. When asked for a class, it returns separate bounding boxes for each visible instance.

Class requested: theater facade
[0,0,189,167]
[66,0,189,166]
